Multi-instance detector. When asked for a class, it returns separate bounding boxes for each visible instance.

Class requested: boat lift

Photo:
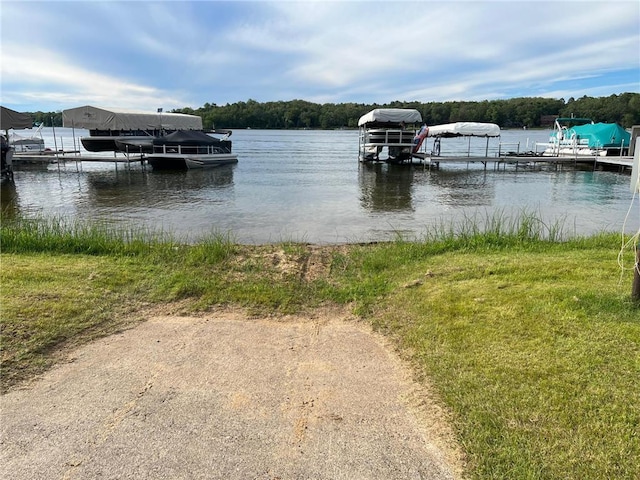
[358,108,423,163]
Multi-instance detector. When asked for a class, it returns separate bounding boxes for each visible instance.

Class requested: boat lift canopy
[358,108,422,127]
[62,105,203,131]
[1,106,33,131]
[424,122,501,159]
[427,122,500,138]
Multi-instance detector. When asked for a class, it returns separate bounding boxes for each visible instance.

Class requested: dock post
[52,117,61,173]
[632,246,640,302]
[71,121,77,157]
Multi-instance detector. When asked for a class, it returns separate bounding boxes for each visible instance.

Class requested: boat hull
[82,136,156,153]
[114,137,155,154]
[542,146,626,157]
[147,153,238,170]
[81,137,119,152]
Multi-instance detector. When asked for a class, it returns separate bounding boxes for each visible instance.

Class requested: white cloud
[1,44,190,111]
[0,0,638,111]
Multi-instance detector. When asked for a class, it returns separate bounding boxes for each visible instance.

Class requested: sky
[1,0,639,113]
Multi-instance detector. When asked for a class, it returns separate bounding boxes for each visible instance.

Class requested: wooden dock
[12,151,146,166]
[12,151,77,164]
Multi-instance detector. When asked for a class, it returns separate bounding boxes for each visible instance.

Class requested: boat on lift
[146,130,238,170]
[8,123,45,153]
[542,118,630,157]
[62,105,204,153]
[1,106,37,182]
[358,108,423,163]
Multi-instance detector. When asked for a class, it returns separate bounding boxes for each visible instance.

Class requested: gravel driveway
[1,309,463,479]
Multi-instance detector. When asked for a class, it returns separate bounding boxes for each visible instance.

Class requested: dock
[356,113,634,175]
[409,152,634,172]
[12,151,146,167]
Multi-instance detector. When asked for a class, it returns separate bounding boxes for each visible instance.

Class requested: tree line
[177,93,640,130]
[30,93,639,130]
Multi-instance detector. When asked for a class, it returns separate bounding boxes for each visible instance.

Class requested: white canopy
[358,108,422,127]
[427,122,500,138]
[62,105,203,131]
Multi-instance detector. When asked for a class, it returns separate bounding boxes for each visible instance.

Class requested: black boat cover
[153,130,224,146]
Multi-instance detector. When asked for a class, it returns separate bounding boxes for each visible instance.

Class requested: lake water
[2,128,637,244]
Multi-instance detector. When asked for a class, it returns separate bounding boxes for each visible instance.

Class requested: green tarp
[567,122,630,148]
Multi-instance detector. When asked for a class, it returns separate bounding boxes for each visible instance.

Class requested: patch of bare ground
[2,303,466,479]
[231,244,351,283]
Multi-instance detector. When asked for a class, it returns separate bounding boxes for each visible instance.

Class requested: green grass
[367,245,639,479]
[1,214,639,479]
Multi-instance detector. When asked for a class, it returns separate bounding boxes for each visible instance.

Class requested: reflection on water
[84,167,235,208]
[421,168,494,207]
[358,163,415,212]
[358,163,499,213]
[1,128,637,243]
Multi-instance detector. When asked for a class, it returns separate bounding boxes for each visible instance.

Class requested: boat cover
[358,109,422,127]
[153,130,223,146]
[62,105,202,131]
[1,106,33,130]
[557,122,630,148]
[427,122,500,138]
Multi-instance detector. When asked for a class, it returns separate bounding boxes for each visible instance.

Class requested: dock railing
[498,142,521,157]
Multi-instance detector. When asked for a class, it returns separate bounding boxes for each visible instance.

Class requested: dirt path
[1,309,464,479]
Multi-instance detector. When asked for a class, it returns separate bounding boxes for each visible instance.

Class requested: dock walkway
[409,152,633,172]
[11,150,635,174]
[12,151,146,166]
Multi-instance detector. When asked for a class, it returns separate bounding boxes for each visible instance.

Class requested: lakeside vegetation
[31,92,640,130]
[1,215,639,479]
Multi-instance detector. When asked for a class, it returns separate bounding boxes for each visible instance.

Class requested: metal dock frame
[358,127,417,163]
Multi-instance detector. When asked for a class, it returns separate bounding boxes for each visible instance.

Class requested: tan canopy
[62,105,203,131]
[1,106,33,130]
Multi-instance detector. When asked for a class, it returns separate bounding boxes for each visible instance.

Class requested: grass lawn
[362,243,639,479]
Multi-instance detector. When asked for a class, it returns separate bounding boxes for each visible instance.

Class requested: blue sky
[1,0,639,113]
